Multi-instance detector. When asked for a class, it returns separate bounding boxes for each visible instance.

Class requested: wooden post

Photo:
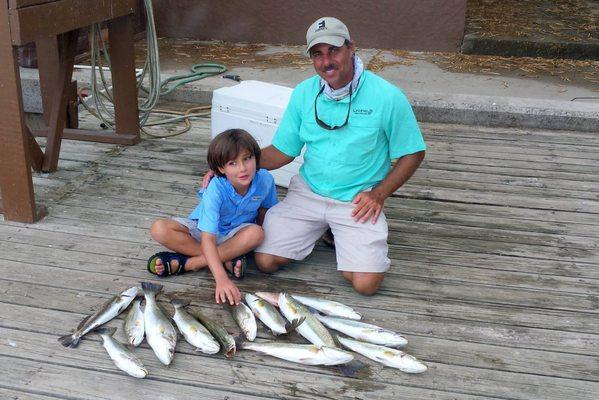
[0,3,39,222]
[108,14,140,141]
[41,29,78,172]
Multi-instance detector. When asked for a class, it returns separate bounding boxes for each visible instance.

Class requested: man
[213,17,426,295]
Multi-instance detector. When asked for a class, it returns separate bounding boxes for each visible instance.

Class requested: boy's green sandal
[228,255,247,280]
[147,252,189,277]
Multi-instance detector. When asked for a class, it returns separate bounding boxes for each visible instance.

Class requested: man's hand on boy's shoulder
[201,170,215,190]
[214,276,241,305]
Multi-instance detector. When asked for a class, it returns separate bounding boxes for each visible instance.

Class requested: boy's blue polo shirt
[272,70,426,202]
[188,169,278,237]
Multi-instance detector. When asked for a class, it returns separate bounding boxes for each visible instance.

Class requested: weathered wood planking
[2,114,599,399]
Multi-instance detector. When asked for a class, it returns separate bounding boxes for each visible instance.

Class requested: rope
[80,0,227,138]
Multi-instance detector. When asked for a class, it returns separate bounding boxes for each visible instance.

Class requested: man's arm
[259,145,295,170]
[352,150,425,223]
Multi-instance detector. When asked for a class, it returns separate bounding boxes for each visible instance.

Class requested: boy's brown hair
[208,129,261,176]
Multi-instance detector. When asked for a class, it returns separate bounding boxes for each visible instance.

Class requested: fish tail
[338,360,368,378]
[141,281,163,296]
[58,334,80,348]
[94,327,117,336]
[233,334,246,350]
[170,298,191,308]
[284,316,305,334]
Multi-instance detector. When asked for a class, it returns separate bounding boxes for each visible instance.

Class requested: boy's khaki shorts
[256,175,390,273]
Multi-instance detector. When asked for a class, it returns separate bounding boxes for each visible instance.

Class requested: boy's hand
[215,277,241,305]
[202,170,215,190]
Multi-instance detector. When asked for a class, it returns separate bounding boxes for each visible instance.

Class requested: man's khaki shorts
[256,175,390,273]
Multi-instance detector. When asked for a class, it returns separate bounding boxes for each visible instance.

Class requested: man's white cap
[306,17,351,55]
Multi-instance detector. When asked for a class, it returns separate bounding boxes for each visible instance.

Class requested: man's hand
[351,190,384,224]
[215,277,241,305]
[201,170,215,190]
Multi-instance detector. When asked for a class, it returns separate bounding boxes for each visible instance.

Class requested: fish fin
[338,360,368,378]
[170,298,191,308]
[93,327,117,336]
[76,314,92,330]
[140,281,163,295]
[57,334,79,348]
[284,317,305,334]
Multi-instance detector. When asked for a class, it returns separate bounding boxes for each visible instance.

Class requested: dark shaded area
[463,0,599,60]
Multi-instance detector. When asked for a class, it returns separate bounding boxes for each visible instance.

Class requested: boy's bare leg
[150,220,264,276]
[254,252,289,273]
[185,225,264,276]
[341,271,385,296]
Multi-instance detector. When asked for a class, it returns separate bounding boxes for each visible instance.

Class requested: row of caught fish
[246,292,427,374]
[58,283,427,378]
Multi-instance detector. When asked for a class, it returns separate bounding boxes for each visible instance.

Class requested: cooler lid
[212,80,293,118]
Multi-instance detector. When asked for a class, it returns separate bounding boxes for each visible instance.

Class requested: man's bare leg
[254,252,289,273]
[341,271,385,295]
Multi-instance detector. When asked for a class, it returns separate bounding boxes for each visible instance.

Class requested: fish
[245,293,301,336]
[229,302,257,341]
[124,298,144,347]
[95,327,148,378]
[254,291,280,307]
[337,336,427,373]
[191,308,236,358]
[171,299,220,354]
[278,292,336,348]
[291,294,362,320]
[235,338,354,366]
[314,314,407,347]
[58,286,141,348]
[141,282,178,365]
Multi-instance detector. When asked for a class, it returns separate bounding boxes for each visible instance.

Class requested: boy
[147,129,278,305]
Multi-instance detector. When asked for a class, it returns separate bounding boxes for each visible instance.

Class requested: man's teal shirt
[272,70,426,201]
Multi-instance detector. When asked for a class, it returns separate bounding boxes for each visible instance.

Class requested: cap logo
[315,20,326,32]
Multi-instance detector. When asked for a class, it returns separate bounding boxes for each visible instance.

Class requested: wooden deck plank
[3,233,599,318]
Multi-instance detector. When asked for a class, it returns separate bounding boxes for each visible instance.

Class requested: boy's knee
[240,225,265,247]
[254,252,286,273]
[150,219,169,243]
[351,273,385,296]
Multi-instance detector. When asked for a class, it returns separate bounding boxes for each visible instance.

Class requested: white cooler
[211,80,302,188]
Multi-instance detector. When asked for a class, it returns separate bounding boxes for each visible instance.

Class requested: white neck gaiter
[321,55,364,101]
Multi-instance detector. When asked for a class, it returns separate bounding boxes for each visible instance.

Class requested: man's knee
[351,273,385,296]
[254,252,287,273]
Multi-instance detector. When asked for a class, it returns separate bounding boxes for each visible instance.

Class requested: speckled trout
[95,327,147,378]
[315,314,407,347]
[279,292,335,348]
[229,302,257,341]
[58,286,140,348]
[191,308,236,357]
[171,299,220,354]
[124,298,144,346]
[141,282,177,365]
[290,295,362,320]
[245,293,297,336]
[236,339,354,366]
[337,336,427,373]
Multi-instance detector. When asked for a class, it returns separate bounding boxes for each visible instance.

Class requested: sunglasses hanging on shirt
[313,79,356,131]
